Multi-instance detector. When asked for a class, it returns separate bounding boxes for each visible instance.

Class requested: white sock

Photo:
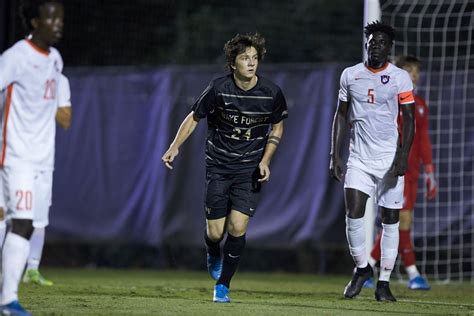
[27,227,45,271]
[345,216,367,268]
[406,264,420,280]
[368,256,377,268]
[1,232,30,304]
[379,222,399,282]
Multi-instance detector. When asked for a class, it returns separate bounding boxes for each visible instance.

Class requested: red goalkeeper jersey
[398,94,433,181]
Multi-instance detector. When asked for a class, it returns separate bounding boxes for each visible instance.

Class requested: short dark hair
[223,33,266,72]
[20,0,62,32]
[395,55,421,69]
[364,20,395,44]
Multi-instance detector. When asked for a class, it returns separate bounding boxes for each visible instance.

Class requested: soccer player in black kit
[162,33,288,303]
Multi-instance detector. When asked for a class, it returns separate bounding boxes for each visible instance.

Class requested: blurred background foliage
[3,0,364,66]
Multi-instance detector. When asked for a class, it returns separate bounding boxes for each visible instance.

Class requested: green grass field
[20,268,473,315]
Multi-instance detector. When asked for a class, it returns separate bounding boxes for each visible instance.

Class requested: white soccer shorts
[1,166,53,228]
[344,156,404,209]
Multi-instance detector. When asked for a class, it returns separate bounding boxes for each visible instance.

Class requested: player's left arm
[389,97,415,177]
[56,74,72,129]
[400,102,415,165]
[56,107,72,129]
[258,121,284,182]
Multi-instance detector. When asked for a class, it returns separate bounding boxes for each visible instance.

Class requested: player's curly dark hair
[364,20,395,43]
[224,33,266,72]
[19,0,62,33]
[395,55,421,69]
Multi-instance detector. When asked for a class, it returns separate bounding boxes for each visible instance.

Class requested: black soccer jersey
[192,74,288,173]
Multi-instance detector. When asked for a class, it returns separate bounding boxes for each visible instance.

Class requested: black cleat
[343,265,373,298]
[375,281,397,302]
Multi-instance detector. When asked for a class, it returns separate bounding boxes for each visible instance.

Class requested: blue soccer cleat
[363,277,375,288]
[0,300,32,316]
[207,254,222,280]
[213,284,230,303]
[408,275,431,290]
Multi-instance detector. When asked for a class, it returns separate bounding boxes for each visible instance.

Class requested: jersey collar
[364,62,389,73]
[26,39,50,56]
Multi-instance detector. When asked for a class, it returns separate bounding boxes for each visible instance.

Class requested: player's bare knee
[207,230,224,242]
[226,222,247,237]
[206,225,225,241]
[345,208,365,219]
[11,218,34,239]
[344,188,368,218]
[381,208,400,224]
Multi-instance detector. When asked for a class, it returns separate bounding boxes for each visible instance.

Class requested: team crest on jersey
[381,75,390,84]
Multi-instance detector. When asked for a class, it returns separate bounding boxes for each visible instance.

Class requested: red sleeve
[415,95,433,166]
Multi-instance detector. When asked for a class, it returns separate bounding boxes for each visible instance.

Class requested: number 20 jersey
[0,39,63,170]
[338,62,414,160]
[192,74,288,173]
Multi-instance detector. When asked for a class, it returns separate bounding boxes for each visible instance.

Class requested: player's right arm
[161,111,200,170]
[0,48,22,90]
[162,80,216,170]
[330,69,350,182]
[330,99,349,182]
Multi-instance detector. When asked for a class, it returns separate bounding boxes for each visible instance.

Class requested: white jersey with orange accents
[0,39,63,170]
[338,62,414,160]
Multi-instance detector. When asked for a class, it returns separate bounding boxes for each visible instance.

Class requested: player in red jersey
[366,55,438,290]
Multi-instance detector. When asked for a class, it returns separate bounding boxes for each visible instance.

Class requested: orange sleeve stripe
[0,85,12,167]
[398,91,414,104]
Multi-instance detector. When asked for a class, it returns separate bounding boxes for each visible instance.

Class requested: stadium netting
[380,0,474,282]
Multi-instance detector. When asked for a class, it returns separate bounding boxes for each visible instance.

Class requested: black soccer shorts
[204,169,261,220]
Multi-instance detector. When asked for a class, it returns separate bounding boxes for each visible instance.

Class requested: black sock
[356,264,371,274]
[205,231,221,258]
[217,233,246,288]
[377,280,389,288]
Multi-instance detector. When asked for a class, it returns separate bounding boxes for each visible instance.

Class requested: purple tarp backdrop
[50,64,473,249]
[51,64,346,248]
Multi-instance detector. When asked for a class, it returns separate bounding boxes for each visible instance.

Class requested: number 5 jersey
[338,62,414,161]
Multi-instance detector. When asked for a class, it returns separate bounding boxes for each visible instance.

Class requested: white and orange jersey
[0,39,63,170]
[338,62,414,160]
[57,73,71,108]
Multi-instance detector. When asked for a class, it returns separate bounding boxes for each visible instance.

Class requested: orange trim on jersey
[0,85,13,167]
[398,91,415,104]
[365,62,389,73]
[26,39,49,56]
